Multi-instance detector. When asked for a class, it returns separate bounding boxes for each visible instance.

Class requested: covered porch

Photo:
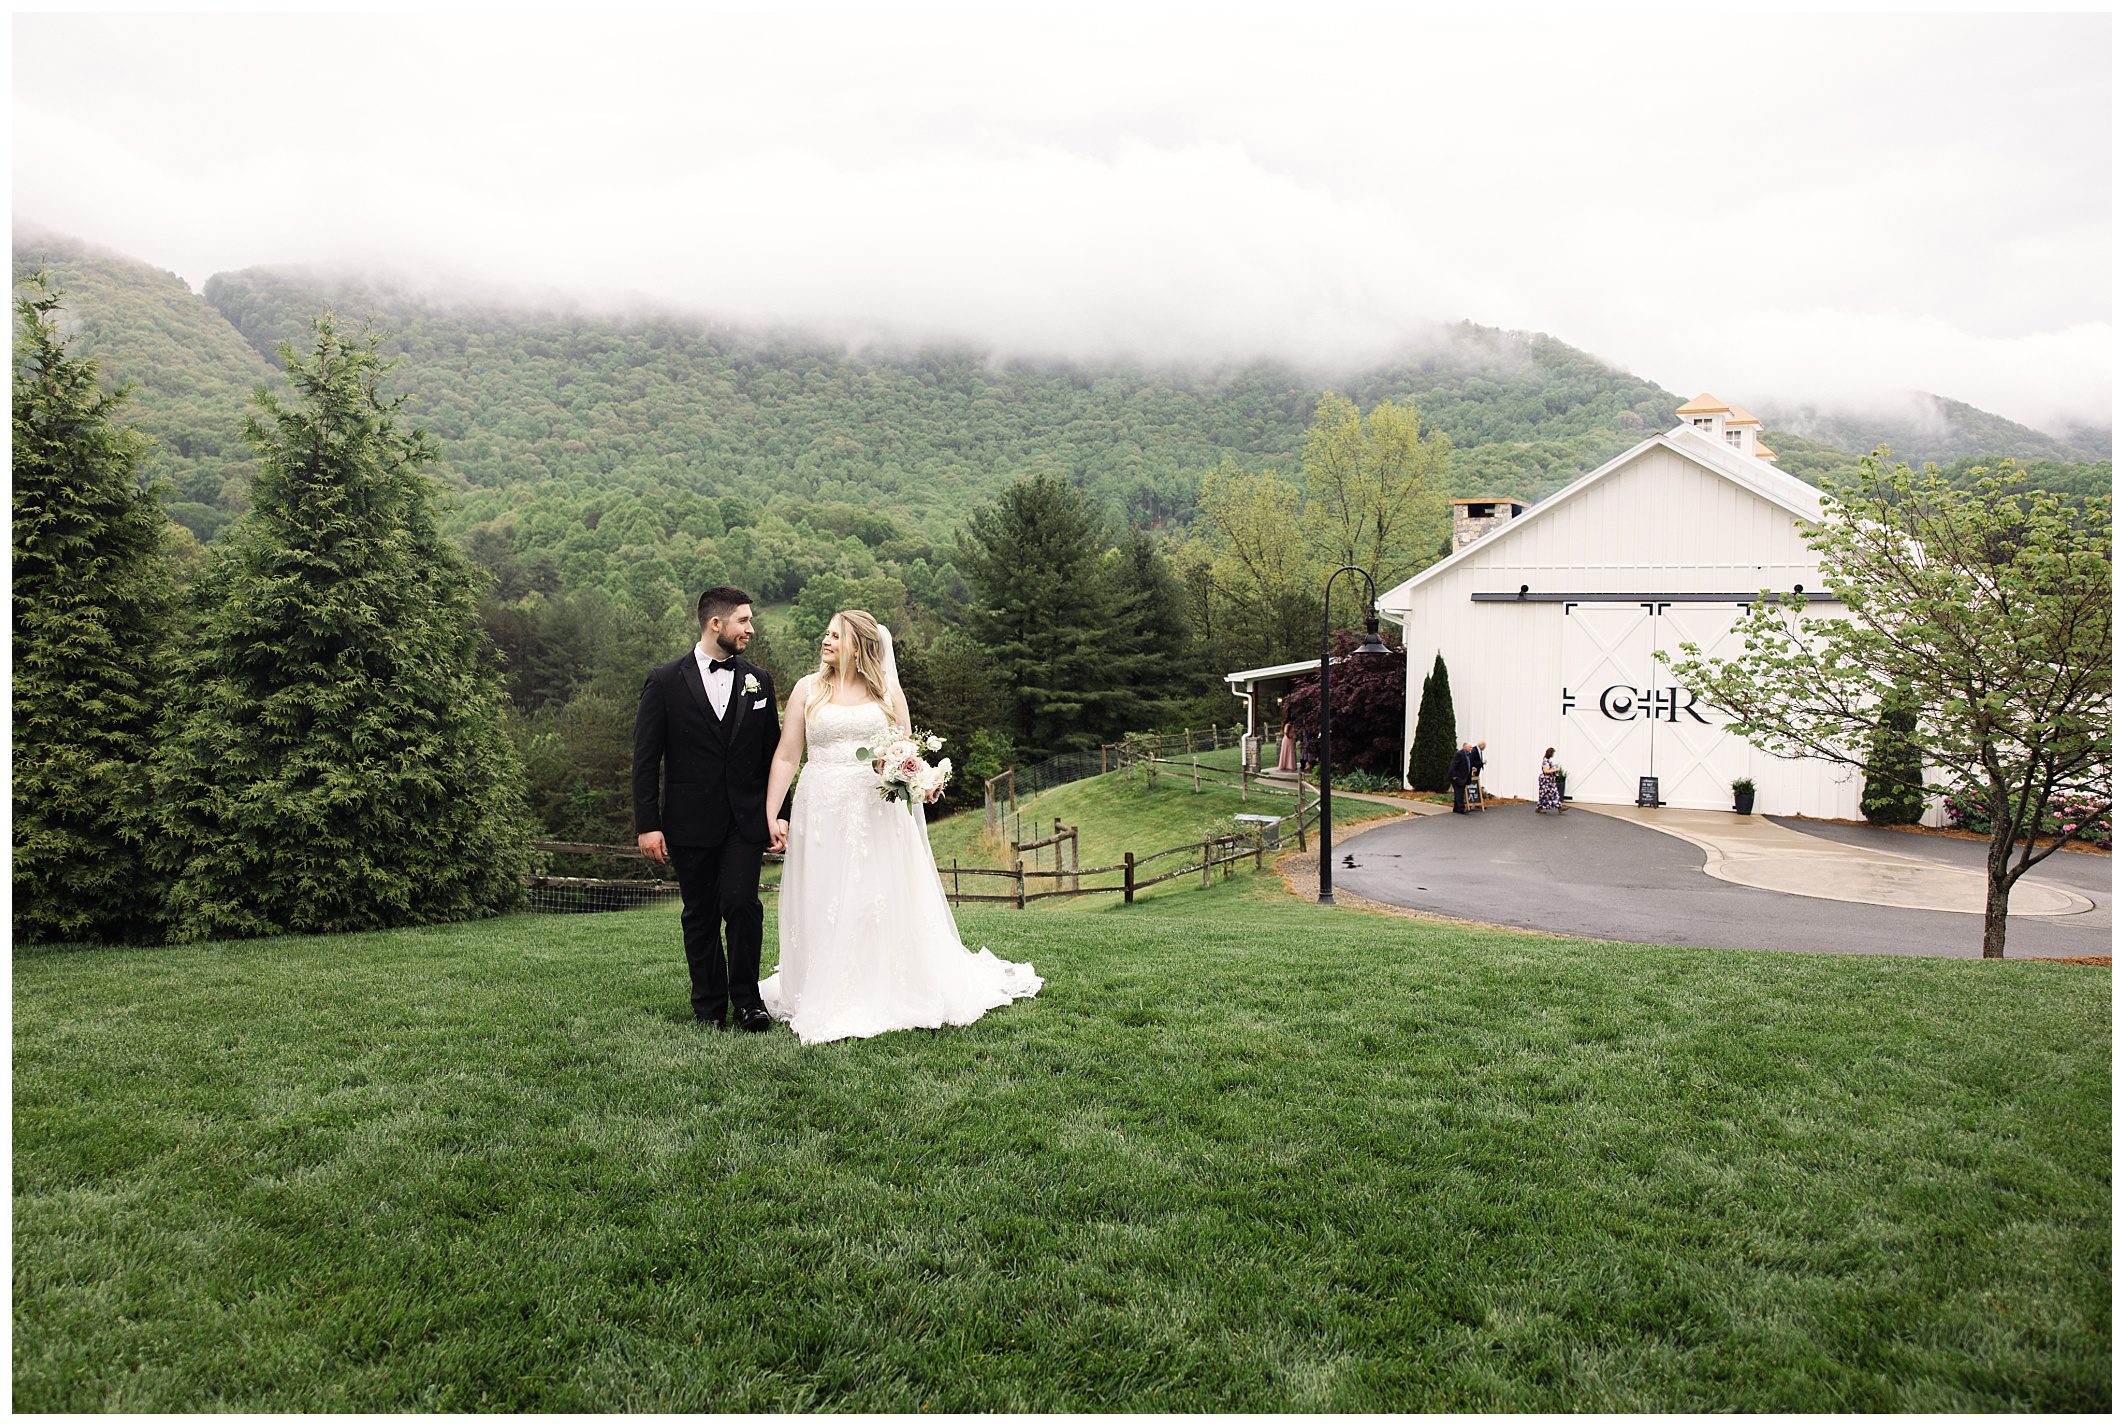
[1223,656,1321,777]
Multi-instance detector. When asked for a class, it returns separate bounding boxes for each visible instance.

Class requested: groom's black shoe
[735,1005,772,1033]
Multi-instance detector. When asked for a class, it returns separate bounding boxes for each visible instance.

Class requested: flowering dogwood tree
[1660,454,2110,958]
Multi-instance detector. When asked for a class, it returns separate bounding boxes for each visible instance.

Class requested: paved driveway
[1328,805,2112,958]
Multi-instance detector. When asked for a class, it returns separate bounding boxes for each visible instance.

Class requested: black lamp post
[1317,564,1391,905]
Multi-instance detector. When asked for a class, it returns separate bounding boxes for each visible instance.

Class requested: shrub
[1861,687,1926,825]
[1408,652,1456,792]
[1284,628,1408,778]
[1945,788,2112,850]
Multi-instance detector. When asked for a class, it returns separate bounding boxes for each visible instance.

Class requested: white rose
[924,734,944,752]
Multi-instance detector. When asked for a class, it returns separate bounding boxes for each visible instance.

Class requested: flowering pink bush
[1945,788,2112,849]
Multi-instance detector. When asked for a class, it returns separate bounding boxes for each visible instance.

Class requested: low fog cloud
[12,8,2111,432]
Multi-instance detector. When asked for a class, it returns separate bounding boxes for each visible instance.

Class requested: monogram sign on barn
[1560,684,1712,723]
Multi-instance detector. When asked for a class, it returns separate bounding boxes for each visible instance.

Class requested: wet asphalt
[1328,804,2112,959]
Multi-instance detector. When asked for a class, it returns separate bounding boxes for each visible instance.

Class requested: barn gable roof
[1375,423,1828,613]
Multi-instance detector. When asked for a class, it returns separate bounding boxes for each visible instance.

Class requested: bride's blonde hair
[807,608,891,717]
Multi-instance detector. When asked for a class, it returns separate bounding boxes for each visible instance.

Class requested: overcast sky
[11,5,2113,432]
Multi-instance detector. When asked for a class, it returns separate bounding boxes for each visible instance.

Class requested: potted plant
[1554,767,1568,802]
[1731,777,1756,815]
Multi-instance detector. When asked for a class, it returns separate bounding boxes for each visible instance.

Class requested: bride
[758,609,1041,1044]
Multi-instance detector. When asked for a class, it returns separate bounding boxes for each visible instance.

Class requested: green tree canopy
[11,275,178,943]
[152,315,533,940]
[1301,392,1452,625]
[1660,453,2111,958]
[957,472,1161,757]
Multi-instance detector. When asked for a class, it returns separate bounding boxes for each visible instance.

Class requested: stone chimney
[1451,496,1528,550]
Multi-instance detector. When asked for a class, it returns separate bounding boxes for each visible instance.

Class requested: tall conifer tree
[957,472,1150,756]
[153,315,531,940]
[1408,653,1457,792]
[12,277,176,943]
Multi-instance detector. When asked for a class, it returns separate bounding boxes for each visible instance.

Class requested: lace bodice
[805,699,896,775]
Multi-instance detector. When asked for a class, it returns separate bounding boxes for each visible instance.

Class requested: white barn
[1376,396,1869,818]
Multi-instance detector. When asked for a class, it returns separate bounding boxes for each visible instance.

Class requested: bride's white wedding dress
[759,699,1042,1044]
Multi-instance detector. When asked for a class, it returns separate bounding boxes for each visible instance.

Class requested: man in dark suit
[634,586,790,1030]
[1448,742,1474,814]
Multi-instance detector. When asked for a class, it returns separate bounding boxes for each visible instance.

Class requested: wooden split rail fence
[525,777,1321,914]
[944,779,1321,908]
[981,723,1246,839]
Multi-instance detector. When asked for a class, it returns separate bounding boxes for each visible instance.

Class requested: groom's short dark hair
[698,586,752,627]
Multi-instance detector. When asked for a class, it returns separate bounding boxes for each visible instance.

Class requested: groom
[634,586,791,1031]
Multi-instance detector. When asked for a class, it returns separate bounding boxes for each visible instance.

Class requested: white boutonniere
[743,673,761,695]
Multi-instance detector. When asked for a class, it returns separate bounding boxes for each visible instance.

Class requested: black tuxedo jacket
[1448,749,1473,785]
[633,652,786,847]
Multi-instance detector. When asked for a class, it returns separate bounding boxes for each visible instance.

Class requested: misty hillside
[12,226,275,543]
[14,228,2104,584]
[196,265,1728,526]
[1760,392,2107,466]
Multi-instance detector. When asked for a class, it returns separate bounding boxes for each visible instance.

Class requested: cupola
[1674,393,1774,462]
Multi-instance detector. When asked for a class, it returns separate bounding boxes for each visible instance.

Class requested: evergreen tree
[152,315,532,941]
[1104,528,1206,726]
[956,472,1149,757]
[1408,652,1457,792]
[1407,662,1435,789]
[1861,686,1926,826]
[895,629,1011,815]
[11,275,177,943]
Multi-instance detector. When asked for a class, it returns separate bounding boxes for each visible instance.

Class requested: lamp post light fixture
[1317,564,1391,906]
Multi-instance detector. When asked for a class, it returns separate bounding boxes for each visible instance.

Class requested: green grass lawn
[925,764,1393,898]
[13,879,2109,1410]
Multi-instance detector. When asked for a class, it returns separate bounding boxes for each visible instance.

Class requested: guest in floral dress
[1537,748,1564,813]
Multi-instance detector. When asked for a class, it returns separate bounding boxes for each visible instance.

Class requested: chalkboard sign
[1636,776,1662,807]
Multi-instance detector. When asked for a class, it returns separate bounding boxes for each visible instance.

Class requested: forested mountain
[0,232,1814,544]
[12,226,274,543]
[24,227,2110,585]
[1760,391,2108,467]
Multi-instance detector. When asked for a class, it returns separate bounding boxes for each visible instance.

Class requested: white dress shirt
[694,645,735,720]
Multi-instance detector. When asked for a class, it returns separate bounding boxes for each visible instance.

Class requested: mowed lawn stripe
[12,878,2109,1411]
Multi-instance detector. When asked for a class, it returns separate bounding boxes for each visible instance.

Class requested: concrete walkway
[1583,804,2093,916]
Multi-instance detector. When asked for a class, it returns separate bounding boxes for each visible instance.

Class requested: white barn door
[1649,603,1748,808]
[1556,603,1655,806]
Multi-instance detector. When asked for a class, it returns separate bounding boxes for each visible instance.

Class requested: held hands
[769,818,790,853]
[637,831,668,866]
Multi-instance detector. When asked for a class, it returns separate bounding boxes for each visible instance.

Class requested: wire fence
[521,840,783,915]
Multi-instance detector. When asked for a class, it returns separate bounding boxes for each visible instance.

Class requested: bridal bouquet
[855,726,953,813]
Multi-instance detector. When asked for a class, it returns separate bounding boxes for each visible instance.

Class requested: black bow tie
[707,656,738,673]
